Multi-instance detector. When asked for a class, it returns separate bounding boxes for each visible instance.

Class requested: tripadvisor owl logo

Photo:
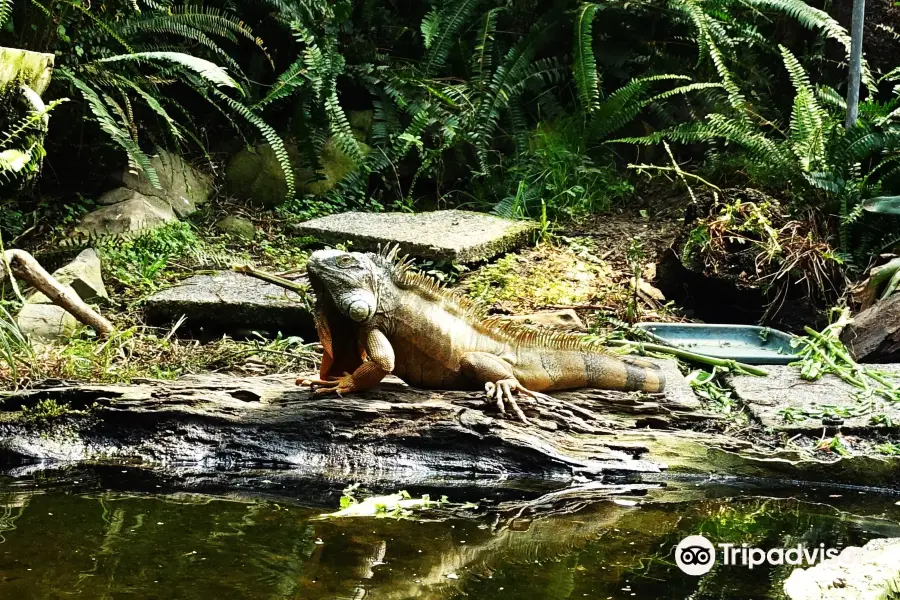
[674,534,841,576]
[675,535,716,576]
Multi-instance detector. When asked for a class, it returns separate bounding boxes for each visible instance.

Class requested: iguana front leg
[460,352,552,424]
[305,328,394,396]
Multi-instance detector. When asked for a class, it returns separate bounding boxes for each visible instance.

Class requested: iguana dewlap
[302,247,665,423]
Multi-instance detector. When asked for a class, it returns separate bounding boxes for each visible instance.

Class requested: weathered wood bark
[2,373,898,489]
[2,249,114,337]
[841,292,900,362]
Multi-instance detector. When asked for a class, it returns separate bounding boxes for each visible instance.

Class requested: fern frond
[421,8,440,49]
[472,25,544,167]
[118,18,247,80]
[573,3,602,112]
[0,0,12,29]
[473,7,503,85]
[255,55,306,108]
[0,99,67,150]
[60,70,161,188]
[92,52,240,91]
[743,0,875,91]
[781,46,826,171]
[591,74,689,139]
[815,85,847,111]
[648,81,722,102]
[208,88,294,201]
[423,0,478,75]
[325,91,363,164]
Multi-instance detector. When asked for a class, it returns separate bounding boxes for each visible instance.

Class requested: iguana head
[306,249,386,323]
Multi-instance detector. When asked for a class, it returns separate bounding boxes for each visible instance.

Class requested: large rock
[16,304,77,344]
[75,192,177,238]
[296,136,371,196]
[293,209,539,263]
[348,110,374,138]
[111,149,212,217]
[142,270,313,336]
[0,47,54,95]
[225,143,298,208]
[214,215,257,241]
[729,365,900,433]
[226,137,370,207]
[27,248,107,305]
[784,538,900,600]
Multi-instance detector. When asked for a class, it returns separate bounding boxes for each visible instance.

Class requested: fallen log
[0,368,717,479]
[2,370,898,489]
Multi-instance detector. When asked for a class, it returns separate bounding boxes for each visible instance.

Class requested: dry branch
[1,249,114,337]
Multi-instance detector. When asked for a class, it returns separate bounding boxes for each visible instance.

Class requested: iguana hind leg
[459,352,547,424]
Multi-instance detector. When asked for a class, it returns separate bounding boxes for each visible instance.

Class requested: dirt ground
[455,186,691,327]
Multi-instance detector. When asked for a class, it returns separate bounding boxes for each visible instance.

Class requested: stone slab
[142,270,314,337]
[651,358,702,411]
[293,209,539,263]
[730,365,900,433]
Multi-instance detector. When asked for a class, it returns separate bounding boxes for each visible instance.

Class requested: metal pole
[845,0,866,128]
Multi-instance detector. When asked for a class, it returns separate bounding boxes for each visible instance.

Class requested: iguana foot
[299,373,357,396]
[484,381,602,427]
[484,379,553,424]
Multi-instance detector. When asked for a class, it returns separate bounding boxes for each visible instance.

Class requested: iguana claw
[484,381,601,427]
[298,373,355,396]
[484,379,550,425]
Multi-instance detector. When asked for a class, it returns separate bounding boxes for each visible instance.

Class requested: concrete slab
[293,209,538,263]
[650,358,702,411]
[142,271,314,337]
[730,365,900,433]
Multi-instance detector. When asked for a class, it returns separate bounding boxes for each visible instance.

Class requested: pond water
[0,468,898,600]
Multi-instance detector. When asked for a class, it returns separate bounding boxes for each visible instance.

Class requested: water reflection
[0,478,897,599]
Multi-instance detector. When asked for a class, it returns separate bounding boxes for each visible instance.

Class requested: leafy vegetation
[2,0,900,396]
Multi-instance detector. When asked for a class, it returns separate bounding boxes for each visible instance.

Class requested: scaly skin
[301,247,666,423]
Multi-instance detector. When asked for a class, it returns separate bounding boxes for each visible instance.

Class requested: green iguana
[302,246,666,423]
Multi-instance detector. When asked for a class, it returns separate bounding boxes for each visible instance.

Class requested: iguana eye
[336,255,354,267]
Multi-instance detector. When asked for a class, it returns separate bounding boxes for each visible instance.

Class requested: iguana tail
[582,353,666,393]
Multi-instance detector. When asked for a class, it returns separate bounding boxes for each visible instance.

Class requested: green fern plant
[0,0,11,29]
[21,0,290,197]
[0,97,66,186]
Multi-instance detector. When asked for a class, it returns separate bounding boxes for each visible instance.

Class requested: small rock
[142,270,313,336]
[27,248,107,304]
[502,309,586,330]
[215,216,257,241]
[16,303,78,343]
[75,192,177,238]
[293,209,538,264]
[111,149,212,217]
